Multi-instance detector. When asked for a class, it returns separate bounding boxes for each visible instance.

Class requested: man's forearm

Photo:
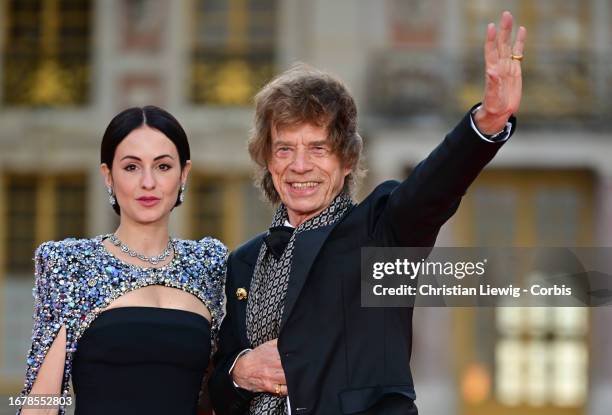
[379,106,515,246]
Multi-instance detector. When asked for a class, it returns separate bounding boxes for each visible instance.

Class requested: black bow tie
[263,225,294,259]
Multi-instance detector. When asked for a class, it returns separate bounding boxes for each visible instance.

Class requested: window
[189,174,272,249]
[453,170,593,415]
[191,0,277,105]
[460,0,595,119]
[55,176,87,240]
[496,307,588,407]
[6,176,37,273]
[2,0,92,106]
[3,174,87,276]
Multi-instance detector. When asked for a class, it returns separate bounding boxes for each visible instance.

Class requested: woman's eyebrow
[119,154,175,161]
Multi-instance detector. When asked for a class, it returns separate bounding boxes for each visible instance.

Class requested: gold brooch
[236,287,248,300]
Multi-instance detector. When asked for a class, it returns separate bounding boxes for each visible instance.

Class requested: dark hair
[248,63,365,204]
[100,105,191,215]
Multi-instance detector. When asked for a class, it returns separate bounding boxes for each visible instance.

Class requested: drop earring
[107,186,116,206]
[179,183,186,203]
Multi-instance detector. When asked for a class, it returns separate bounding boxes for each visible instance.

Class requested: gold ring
[511,54,524,61]
[275,384,282,396]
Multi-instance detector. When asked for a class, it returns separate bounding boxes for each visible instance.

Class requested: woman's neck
[113,219,171,256]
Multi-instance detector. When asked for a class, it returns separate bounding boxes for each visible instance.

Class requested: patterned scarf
[246,192,354,414]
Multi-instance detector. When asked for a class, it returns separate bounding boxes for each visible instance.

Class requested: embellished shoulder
[39,236,99,254]
[178,236,228,262]
[174,237,228,337]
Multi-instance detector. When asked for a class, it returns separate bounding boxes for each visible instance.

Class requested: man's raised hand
[474,10,527,135]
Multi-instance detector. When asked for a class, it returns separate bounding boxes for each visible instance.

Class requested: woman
[18,106,227,415]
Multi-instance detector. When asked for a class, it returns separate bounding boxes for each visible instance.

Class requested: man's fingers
[262,365,285,380]
[497,11,513,58]
[251,339,287,394]
[512,26,527,57]
[267,356,284,369]
[265,381,289,396]
[484,23,498,67]
[269,369,287,384]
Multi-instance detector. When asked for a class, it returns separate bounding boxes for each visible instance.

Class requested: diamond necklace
[107,234,174,266]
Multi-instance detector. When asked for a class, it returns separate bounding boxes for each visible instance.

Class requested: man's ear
[341,157,354,178]
[100,163,112,188]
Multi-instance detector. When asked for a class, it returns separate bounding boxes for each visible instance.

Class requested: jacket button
[236,287,248,300]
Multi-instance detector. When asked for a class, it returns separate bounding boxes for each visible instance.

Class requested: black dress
[72,306,211,415]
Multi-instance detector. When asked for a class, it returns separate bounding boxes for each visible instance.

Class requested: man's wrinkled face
[268,122,350,226]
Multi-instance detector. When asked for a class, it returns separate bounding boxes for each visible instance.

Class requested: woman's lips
[136,197,160,207]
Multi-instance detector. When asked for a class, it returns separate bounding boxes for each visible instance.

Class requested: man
[210,11,526,415]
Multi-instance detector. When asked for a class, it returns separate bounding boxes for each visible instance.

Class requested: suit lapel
[236,209,349,339]
[280,221,338,332]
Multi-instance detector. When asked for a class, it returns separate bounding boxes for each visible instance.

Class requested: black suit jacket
[209,109,514,414]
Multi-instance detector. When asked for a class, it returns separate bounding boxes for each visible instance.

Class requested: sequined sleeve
[197,237,228,341]
[18,242,70,414]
